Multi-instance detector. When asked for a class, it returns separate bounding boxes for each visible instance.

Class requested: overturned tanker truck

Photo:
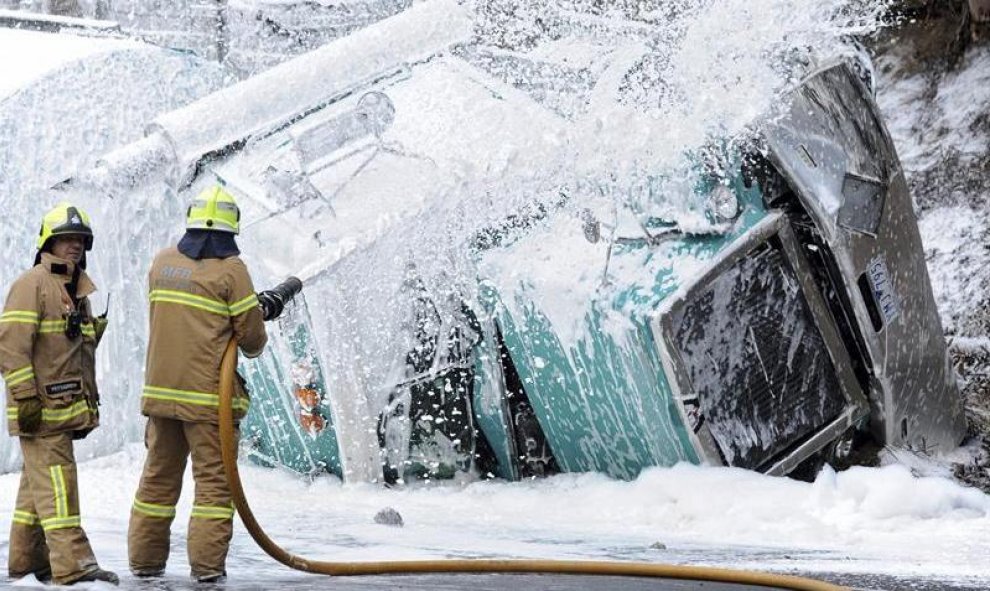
[69,0,966,483]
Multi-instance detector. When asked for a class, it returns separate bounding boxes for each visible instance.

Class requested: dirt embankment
[870,0,990,488]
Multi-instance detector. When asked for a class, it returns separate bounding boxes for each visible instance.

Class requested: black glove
[257,290,286,322]
[257,277,303,322]
[17,397,43,434]
[93,316,109,345]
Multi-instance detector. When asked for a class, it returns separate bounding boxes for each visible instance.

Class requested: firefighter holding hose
[127,185,299,583]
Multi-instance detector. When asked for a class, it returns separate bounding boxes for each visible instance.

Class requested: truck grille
[670,240,846,470]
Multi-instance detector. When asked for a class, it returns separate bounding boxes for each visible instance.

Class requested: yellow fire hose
[218,339,848,590]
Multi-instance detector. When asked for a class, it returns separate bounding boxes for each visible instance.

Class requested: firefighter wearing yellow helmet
[1,203,118,585]
[128,185,272,583]
[185,185,241,234]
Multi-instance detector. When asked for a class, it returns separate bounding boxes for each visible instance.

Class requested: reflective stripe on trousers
[191,504,234,520]
[129,417,238,578]
[14,433,97,584]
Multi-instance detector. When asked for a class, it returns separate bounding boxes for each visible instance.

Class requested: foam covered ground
[0,444,988,589]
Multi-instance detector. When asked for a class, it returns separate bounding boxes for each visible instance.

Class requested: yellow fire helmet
[186,185,241,234]
[37,202,94,251]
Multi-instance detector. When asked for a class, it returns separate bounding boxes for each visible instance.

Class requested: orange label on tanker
[294,386,320,411]
[299,412,325,436]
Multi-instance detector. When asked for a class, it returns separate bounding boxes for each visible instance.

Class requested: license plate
[866,255,899,324]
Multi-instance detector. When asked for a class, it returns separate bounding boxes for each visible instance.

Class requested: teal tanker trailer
[234,56,966,483]
[59,0,965,485]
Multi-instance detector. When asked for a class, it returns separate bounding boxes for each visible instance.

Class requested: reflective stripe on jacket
[1,254,101,437]
[142,247,266,423]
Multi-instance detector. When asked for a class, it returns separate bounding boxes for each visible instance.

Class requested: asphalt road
[1,570,984,590]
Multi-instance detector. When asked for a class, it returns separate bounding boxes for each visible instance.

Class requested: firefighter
[1,203,118,586]
[128,185,288,583]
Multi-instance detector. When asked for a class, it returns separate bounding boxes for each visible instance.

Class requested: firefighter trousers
[8,432,99,584]
[127,417,237,579]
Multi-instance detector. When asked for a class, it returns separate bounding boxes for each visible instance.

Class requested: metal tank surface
[61,0,965,483]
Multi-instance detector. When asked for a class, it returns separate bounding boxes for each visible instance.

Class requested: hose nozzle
[271,276,303,302]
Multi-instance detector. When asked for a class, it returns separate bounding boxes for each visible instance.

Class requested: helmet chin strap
[65,264,82,306]
[33,241,52,266]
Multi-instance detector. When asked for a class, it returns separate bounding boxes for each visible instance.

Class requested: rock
[374,507,404,527]
[649,541,667,550]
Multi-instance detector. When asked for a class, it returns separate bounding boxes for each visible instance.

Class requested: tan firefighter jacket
[1,254,103,437]
[142,247,266,423]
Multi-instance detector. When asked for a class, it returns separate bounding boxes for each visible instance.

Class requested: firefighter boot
[71,567,119,586]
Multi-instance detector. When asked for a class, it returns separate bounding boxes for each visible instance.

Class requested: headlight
[355,91,396,139]
[709,185,739,222]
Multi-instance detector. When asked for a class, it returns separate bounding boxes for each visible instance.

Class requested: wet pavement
[1,569,985,590]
